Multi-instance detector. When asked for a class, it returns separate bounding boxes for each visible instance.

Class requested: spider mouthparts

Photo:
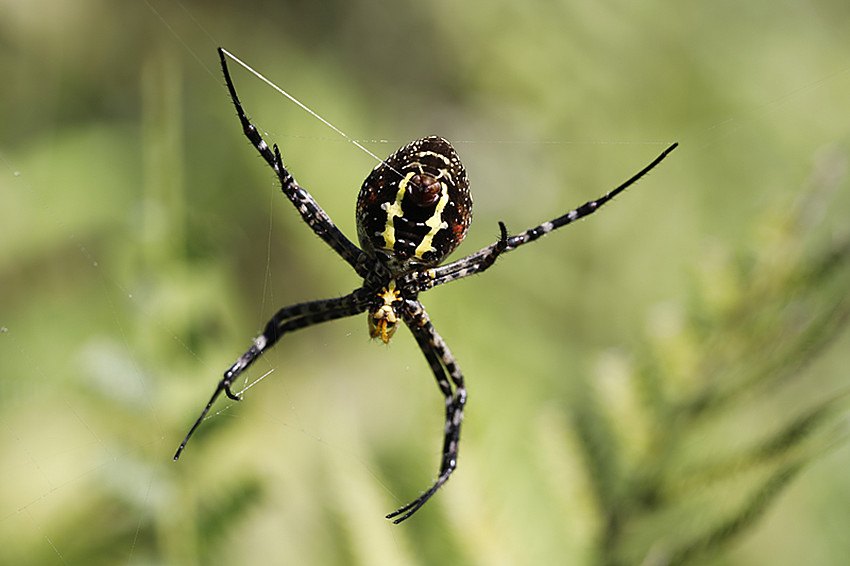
[370,317,397,344]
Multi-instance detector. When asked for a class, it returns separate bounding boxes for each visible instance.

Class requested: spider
[175,47,677,524]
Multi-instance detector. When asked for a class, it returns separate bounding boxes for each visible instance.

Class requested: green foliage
[568,147,850,565]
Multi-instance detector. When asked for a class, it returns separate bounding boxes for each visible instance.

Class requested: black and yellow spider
[175,47,677,523]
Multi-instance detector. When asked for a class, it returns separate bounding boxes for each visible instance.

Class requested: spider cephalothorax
[174,47,677,524]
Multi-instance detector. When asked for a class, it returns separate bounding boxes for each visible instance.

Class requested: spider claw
[385,475,449,523]
[385,500,420,524]
[385,496,429,524]
[497,221,508,243]
[224,383,242,401]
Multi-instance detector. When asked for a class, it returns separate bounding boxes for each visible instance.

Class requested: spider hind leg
[387,299,466,523]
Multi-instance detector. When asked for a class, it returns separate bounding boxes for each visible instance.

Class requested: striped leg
[174,289,371,460]
[409,143,678,292]
[402,222,508,293]
[386,299,467,523]
[218,48,368,277]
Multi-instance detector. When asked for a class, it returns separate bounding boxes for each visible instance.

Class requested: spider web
[2,1,850,565]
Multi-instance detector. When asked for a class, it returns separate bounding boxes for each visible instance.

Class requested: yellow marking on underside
[380,171,416,249]
[370,280,400,343]
[413,182,449,258]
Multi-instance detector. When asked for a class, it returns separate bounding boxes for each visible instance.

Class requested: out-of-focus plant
[566,146,850,566]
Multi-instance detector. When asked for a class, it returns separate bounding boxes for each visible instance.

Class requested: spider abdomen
[356,136,471,275]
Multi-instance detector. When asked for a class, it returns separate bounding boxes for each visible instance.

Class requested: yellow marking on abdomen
[379,171,416,249]
[413,183,449,258]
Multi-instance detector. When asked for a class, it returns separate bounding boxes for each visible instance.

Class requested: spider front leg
[217,48,369,278]
[174,289,371,460]
[409,143,679,292]
[386,299,467,524]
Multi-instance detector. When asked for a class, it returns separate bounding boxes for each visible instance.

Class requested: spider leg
[403,221,508,293]
[412,143,678,291]
[174,289,371,460]
[386,299,466,523]
[217,47,369,278]
[504,142,678,249]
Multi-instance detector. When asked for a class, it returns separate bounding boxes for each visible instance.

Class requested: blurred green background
[2,0,850,564]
